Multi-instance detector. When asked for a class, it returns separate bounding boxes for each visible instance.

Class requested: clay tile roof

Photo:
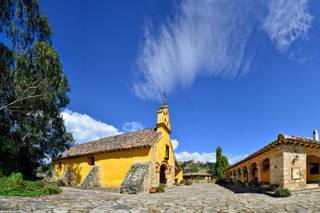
[56,128,161,160]
[225,133,320,171]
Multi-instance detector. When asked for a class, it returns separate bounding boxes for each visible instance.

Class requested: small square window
[310,163,319,175]
[88,156,95,166]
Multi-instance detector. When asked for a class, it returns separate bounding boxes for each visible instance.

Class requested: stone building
[225,131,320,190]
[53,104,183,192]
[183,173,213,183]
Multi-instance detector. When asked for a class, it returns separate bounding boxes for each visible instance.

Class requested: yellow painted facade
[53,104,182,190]
[225,149,273,184]
[54,145,153,188]
[54,156,93,184]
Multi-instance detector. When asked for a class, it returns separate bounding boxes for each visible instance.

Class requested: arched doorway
[160,164,167,184]
[260,158,270,184]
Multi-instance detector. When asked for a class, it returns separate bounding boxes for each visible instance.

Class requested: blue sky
[40,0,320,163]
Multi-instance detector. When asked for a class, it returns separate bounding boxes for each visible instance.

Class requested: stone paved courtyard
[1,183,320,212]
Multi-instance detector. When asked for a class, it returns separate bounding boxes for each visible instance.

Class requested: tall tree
[0,0,73,177]
[214,146,229,179]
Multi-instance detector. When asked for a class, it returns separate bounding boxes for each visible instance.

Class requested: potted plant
[149,187,157,193]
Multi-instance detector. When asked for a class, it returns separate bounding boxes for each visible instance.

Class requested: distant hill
[179,160,215,175]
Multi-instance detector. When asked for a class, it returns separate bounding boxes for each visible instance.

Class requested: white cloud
[171,139,179,150]
[263,0,313,51]
[175,151,216,163]
[122,122,144,132]
[134,0,313,100]
[61,109,121,144]
[171,138,246,164]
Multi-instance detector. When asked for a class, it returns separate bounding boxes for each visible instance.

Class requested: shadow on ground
[215,180,264,194]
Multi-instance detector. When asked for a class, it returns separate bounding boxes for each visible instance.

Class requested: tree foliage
[0,0,73,178]
[214,146,229,179]
[179,160,215,175]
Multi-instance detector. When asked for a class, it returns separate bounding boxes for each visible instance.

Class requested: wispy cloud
[263,0,313,51]
[134,0,313,100]
[122,122,144,132]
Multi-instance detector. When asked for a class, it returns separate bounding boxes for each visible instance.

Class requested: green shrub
[0,173,62,196]
[274,187,291,197]
[41,184,62,194]
[185,180,192,185]
[156,184,166,193]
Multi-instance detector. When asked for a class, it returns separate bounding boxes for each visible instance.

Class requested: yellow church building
[53,104,183,193]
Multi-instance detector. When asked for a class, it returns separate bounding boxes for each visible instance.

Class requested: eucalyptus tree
[0,0,74,177]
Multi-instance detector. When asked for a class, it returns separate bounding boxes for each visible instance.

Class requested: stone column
[257,166,262,183]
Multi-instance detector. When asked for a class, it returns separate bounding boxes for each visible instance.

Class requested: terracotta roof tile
[56,128,161,160]
[226,134,320,171]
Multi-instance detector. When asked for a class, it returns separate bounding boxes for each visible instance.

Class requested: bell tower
[156,103,171,134]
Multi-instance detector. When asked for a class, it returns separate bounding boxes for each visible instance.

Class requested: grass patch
[0,173,61,196]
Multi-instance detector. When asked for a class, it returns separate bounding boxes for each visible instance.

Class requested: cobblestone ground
[1,183,320,213]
